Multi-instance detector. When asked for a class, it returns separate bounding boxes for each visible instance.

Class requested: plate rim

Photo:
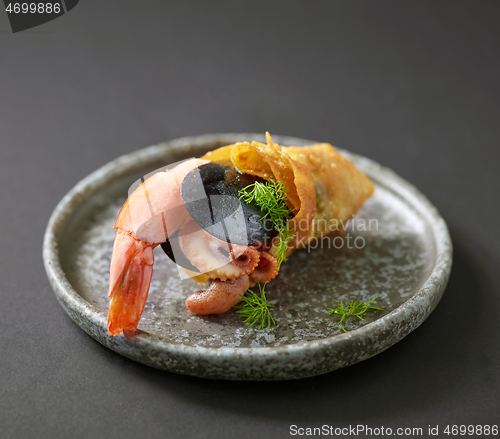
[43,133,453,379]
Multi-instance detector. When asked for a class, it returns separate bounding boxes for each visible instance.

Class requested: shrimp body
[108,159,206,335]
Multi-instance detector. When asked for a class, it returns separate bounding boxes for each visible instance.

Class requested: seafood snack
[107,133,374,336]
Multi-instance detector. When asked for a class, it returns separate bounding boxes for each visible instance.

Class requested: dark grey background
[1,1,499,438]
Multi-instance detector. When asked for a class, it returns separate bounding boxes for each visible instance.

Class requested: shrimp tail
[107,229,155,336]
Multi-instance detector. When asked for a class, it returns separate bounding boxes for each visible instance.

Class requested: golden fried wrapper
[201,133,374,255]
[286,143,375,240]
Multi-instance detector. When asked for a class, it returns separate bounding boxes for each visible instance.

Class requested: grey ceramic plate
[43,133,452,380]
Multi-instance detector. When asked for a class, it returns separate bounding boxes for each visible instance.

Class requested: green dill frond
[326,296,383,333]
[239,178,295,267]
[272,223,295,265]
[233,282,276,329]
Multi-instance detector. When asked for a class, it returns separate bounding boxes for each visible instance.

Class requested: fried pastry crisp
[202,132,375,254]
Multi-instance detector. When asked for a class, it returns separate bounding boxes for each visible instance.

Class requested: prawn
[107,159,205,335]
[107,158,279,335]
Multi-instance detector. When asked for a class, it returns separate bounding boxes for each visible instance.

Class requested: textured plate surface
[43,134,452,380]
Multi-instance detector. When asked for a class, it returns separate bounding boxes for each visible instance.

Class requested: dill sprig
[233,282,276,329]
[326,296,383,333]
[272,222,295,265]
[239,178,294,266]
[239,178,291,222]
